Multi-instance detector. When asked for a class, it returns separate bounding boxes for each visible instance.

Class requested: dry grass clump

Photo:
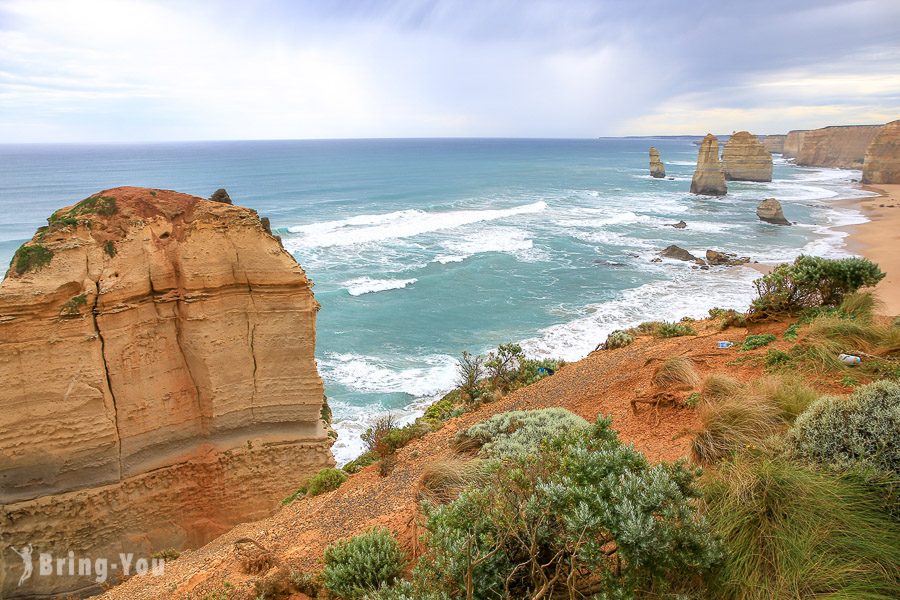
[753,374,818,421]
[417,458,490,505]
[692,396,783,465]
[700,374,744,404]
[652,356,700,390]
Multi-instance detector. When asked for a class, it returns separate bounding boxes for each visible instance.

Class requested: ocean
[0,138,874,462]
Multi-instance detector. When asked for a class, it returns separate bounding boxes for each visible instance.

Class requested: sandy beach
[845,184,900,316]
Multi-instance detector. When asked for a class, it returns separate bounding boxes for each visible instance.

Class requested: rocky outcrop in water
[762,135,786,154]
[705,249,751,266]
[795,125,883,168]
[649,147,666,178]
[0,187,333,598]
[660,245,701,263]
[690,134,727,196]
[723,131,773,182]
[756,197,791,225]
[862,120,900,184]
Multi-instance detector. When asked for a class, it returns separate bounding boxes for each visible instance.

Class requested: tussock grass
[417,458,490,505]
[838,290,881,322]
[692,396,783,465]
[754,374,819,421]
[652,356,700,389]
[704,456,900,599]
[700,374,744,404]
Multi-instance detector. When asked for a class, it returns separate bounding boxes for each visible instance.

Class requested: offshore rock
[723,131,773,182]
[649,147,666,178]
[706,249,751,266]
[690,134,727,195]
[0,187,334,598]
[756,197,791,225]
[660,245,703,264]
[862,120,900,184]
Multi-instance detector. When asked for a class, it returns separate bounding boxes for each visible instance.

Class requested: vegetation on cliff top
[11,243,53,275]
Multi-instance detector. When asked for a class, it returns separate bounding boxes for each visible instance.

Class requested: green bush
[657,321,697,337]
[283,468,347,504]
[60,293,88,318]
[786,380,900,476]
[704,456,900,599]
[783,323,799,341]
[741,333,776,351]
[454,408,589,460]
[749,256,884,318]
[323,527,406,599]
[11,244,54,275]
[104,240,116,257]
[710,307,748,330]
[414,417,720,598]
[604,329,634,349]
[764,348,791,370]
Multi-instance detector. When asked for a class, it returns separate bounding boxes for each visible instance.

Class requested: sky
[1,0,899,142]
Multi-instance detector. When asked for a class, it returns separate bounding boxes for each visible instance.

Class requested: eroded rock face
[756,197,791,225]
[862,120,900,184]
[706,249,751,266]
[690,134,727,196]
[0,187,334,598]
[762,134,785,154]
[783,130,808,159]
[723,131,773,182]
[795,125,883,168]
[649,147,666,178]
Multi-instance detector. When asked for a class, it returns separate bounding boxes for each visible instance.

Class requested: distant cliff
[782,130,808,159]
[762,134,785,154]
[794,125,883,169]
[0,187,333,598]
[862,120,900,184]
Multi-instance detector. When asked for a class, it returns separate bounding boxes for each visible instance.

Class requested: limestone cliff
[649,147,666,178]
[722,131,773,182]
[762,134,785,154]
[690,134,727,196]
[782,130,808,159]
[862,119,900,184]
[794,125,883,168]
[0,187,333,598]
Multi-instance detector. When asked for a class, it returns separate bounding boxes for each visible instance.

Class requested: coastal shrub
[692,394,783,465]
[652,356,700,389]
[11,244,53,275]
[362,414,405,476]
[484,343,523,391]
[603,329,634,349]
[787,380,900,476]
[453,408,589,460]
[701,373,744,404]
[764,348,792,370]
[362,581,449,600]
[283,468,347,504]
[104,239,116,257]
[323,527,406,599]
[630,320,664,336]
[414,417,720,598]
[656,321,697,337]
[342,451,378,474]
[749,255,884,319]
[417,458,490,505]
[291,571,322,597]
[710,307,747,330]
[704,456,900,599]
[455,351,484,403]
[740,333,776,351]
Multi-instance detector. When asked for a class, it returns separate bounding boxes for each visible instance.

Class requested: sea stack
[690,134,727,195]
[649,147,666,178]
[722,131,773,182]
[756,197,791,225]
[0,187,334,598]
[862,119,900,184]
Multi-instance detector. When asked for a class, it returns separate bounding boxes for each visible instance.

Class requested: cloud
[0,0,898,141]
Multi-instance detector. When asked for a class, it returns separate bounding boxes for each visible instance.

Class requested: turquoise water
[0,138,872,461]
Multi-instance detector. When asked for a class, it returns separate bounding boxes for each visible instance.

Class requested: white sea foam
[288,201,548,248]
[343,277,417,296]
[439,226,545,262]
[520,268,760,362]
[434,254,466,264]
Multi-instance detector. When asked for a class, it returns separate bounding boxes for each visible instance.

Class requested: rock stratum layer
[862,119,900,184]
[722,131,773,182]
[794,125,883,168]
[649,147,666,178]
[782,130,808,159]
[690,134,727,195]
[0,187,333,598]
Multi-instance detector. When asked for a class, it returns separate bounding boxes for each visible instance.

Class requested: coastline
[841,184,900,315]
